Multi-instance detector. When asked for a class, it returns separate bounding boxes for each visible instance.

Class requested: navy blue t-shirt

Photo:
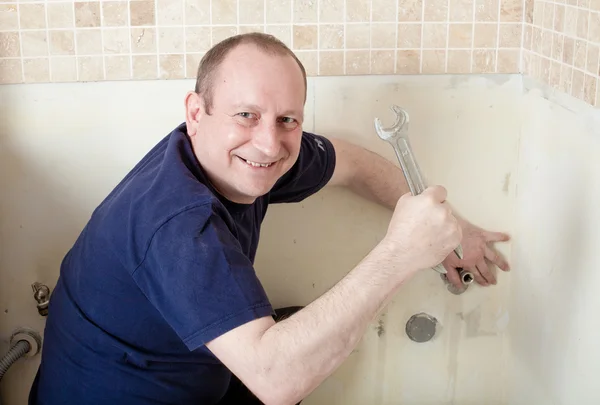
[29,122,336,404]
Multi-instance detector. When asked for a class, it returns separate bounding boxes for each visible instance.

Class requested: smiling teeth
[244,159,273,167]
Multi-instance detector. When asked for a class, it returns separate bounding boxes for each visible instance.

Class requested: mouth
[237,156,278,168]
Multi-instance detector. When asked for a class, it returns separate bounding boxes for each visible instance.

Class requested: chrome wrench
[374,104,464,275]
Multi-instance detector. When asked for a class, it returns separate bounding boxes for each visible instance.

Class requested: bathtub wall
[0,74,521,404]
[507,79,600,405]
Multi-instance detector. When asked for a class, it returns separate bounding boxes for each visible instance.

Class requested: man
[29,33,510,405]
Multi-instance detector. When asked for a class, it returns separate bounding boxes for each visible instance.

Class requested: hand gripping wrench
[374,104,463,274]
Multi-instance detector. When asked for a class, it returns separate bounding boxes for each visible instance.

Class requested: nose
[252,122,281,158]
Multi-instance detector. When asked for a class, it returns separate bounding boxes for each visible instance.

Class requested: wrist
[372,238,420,280]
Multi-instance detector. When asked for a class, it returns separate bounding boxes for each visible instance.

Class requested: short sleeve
[131,203,273,351]
[268,131,337,204]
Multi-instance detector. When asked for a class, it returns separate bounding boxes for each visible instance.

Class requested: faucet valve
[31,282,51,316]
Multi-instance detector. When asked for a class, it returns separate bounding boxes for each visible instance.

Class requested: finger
[485,246,510,271]
[422,185,447,203]
[484,231,510,243]
[470,266,489,286]
[445,266,463,290]
[476,259,496,285]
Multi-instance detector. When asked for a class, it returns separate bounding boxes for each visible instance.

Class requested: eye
[278,117,299,129]
[237,112,254,119]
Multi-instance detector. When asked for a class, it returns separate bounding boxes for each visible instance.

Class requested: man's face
[185,44,306,204]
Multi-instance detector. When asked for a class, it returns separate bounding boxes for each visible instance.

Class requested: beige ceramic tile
[294,50,317,75]
[346,24,370,49]
[586,44,599,75]
[541,30,552,58]
[521,50,531,75]
[105,55,131,80]
[104,28,130,54]
[559,64,573,94]
[499,23,521,48]
[345,50,370,74]
[554,4,565,32]
[75,2,101,28]
[371,50,395,73]
[475,0,498,22]
[589,12,600,43]
[319,50,344,75]
[239,0,264,24]
[266,25,292,48]
[78,56,104,81]
[346,0,370,22]
[159,27,184,54]
[525,0,534,23]
[131,27,156,54]
[549,60,561,89]
[320,0,344,23]
[0,32,20,58]
[542,2,553,30]
[450,0,473,22]
[563,36,574,64]
[20,3,46,30]
[186,27,212,53]
[132,55,158,79]
[185,0,210,25]
[0,4,18,31]
[320,24,344,49]
[211,26,238,45]
[449,23,472,48]
[102,2,128,27]
[186,52,204,79]
[523,25,532,51]
[424,0,449,21]
[266,0,291,23]
[584,74,597,105]
[532,0,543,24]
[497,49,520,72]
[531,26,542,54]
[422,49,446,73]
[239,25,265,34]
[130,1,155,26]
[159,54,184,79]
[447,49,471,72]
[49,31,75,56]
[399,0,423,22]
[23,58,49,83]
[371,23,397,48]
[50,56,77,82]
[398,23,422,48]
[396,49,421,73]
[473,23,498,48]
[21,31,47,57]
[500,0,524,22]
[571,69,585,99]
[0,58,22,84]
[76,29,102,55]
[294,0,317,23]
[573,39,587,70]
[596,78,600,106]
[422,23,447,48]
[48,3,74,29]
[372,0,397,22]
[564,6,577,37]
[157,0,183,25]
[539,57,550,83]
[293,25,318,50]
[551,33,564,62]
[576,9,589,40]
[472,49,495,72]
[211,0,237,24]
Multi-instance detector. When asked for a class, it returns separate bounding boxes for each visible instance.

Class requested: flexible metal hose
[0,340,31,382]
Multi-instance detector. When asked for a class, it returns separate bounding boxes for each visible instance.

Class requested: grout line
[495,0,502,72]
[393,0,399,73]
[470,0,475,73]
[44,2,51,82]
[16,3,24,83]
[127,1,133,79]
[369,0,373,74]
[263,0,266,33]
[209,0,213,46]
[317,0,320,75]
[183,0,187,78]
[419,1,424,73]
[100,1,106,80]
[154,0,160,78]
[343,0,347,74]
[72,2,79,81]
[290,0,294,49]
[445,0,450,73]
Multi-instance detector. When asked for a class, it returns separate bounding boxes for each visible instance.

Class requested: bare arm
[206,187,461,405]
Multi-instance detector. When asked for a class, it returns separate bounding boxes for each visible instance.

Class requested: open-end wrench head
[374,104,410,141]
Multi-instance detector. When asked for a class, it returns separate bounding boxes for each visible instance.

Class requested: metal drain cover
[405,313,438,342]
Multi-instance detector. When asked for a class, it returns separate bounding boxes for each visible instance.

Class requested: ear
[184,91,204,136]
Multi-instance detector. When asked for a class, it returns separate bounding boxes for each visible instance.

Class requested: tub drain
[405,313,438,342]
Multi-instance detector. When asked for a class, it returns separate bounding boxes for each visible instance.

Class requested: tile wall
[0,0,524,84]
[523,0,600,107]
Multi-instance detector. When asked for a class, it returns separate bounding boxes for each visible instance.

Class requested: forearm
[329,137,409,210]
[254,242,415,404]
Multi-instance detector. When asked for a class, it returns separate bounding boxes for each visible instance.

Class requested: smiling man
[29,33,510,405]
